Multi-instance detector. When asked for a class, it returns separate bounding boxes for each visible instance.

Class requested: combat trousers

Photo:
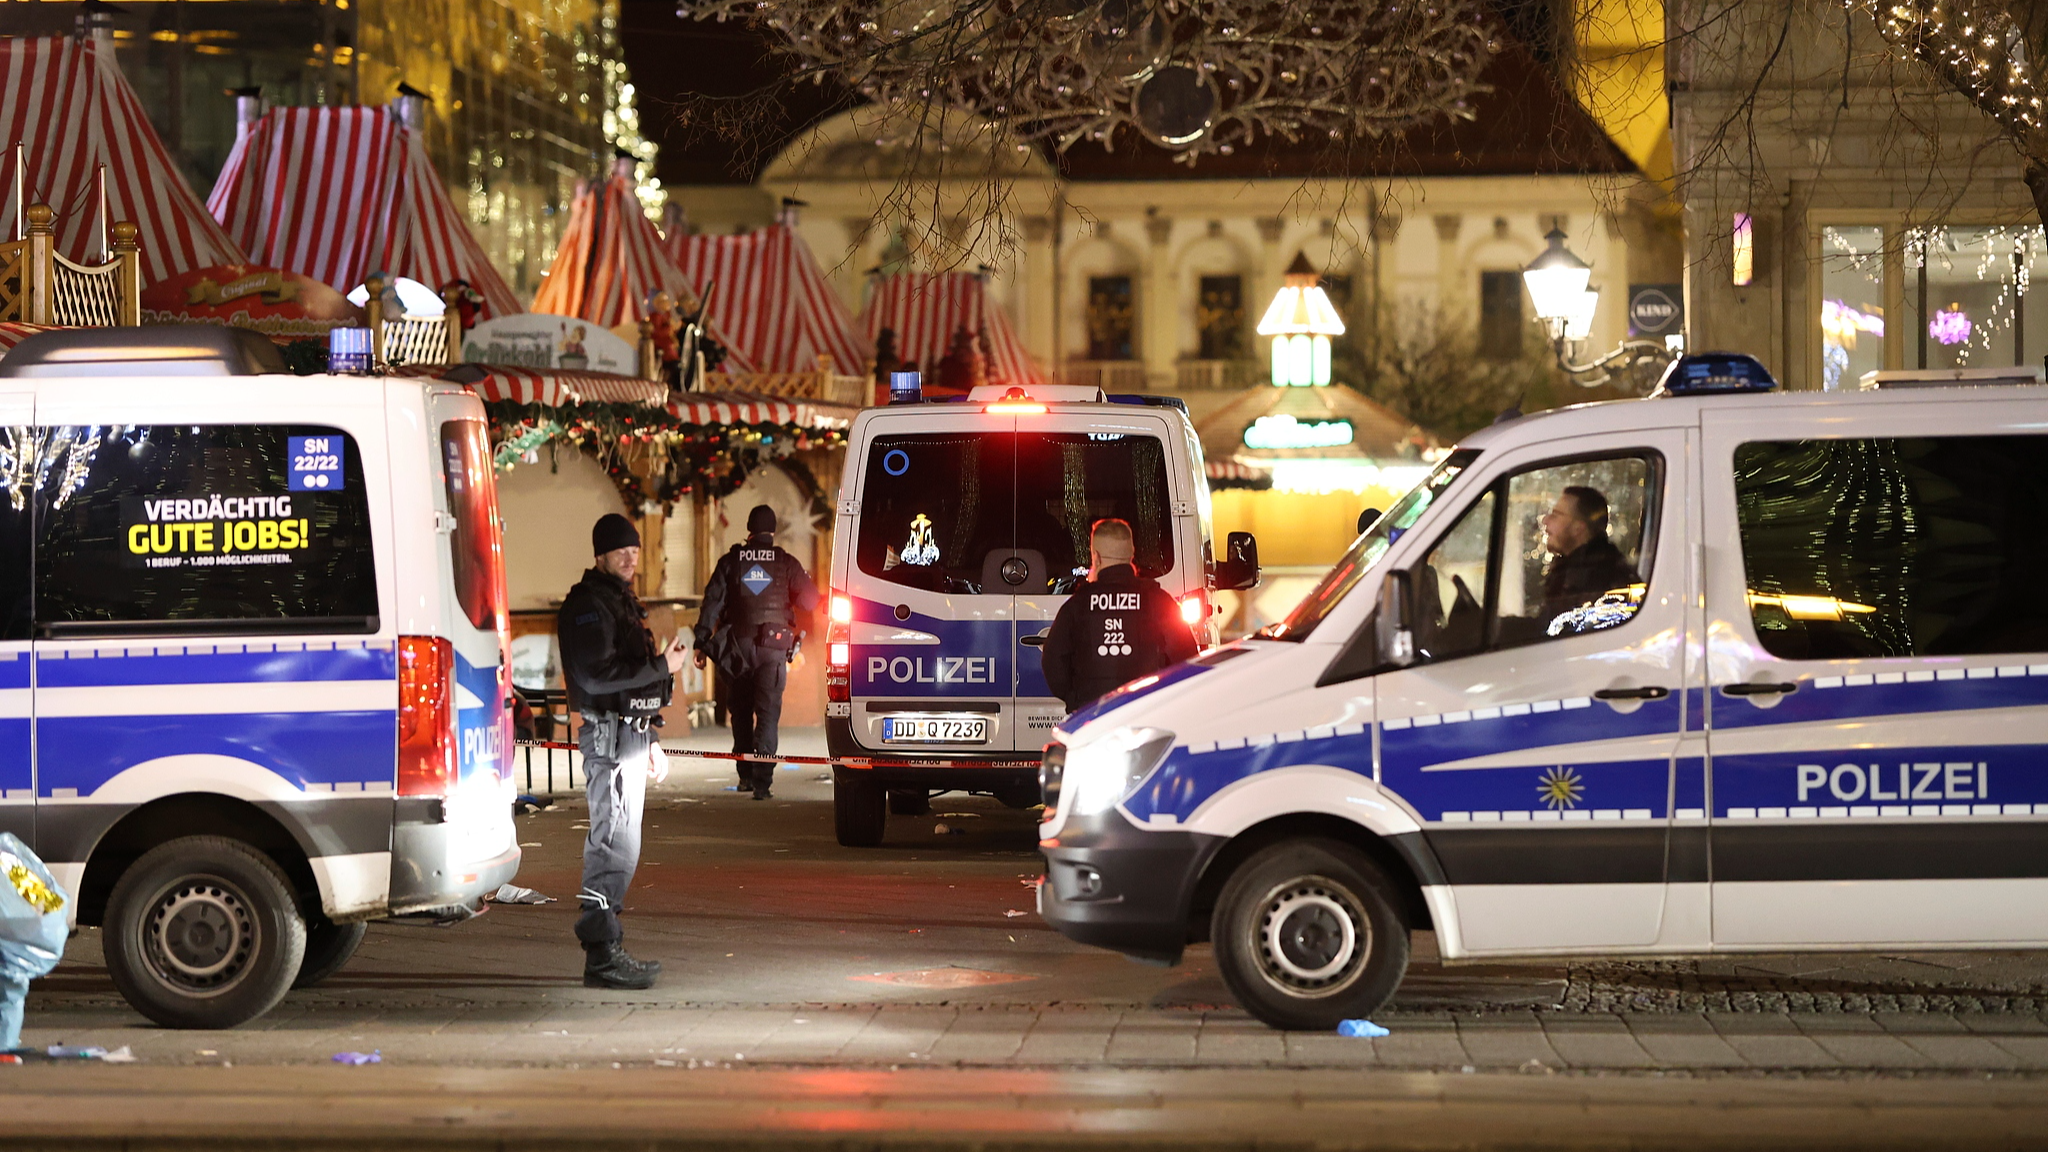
[575,717,651,945]
[728,658,787,795]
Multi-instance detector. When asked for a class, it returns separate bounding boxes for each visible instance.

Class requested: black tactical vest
[727,540,794,634]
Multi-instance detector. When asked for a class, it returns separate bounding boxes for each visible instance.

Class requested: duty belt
[582,711,653,732]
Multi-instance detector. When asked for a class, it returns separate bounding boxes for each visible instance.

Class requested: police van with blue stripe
[823,380,1259,846]
[0,327,519,1029]
[1036,354,2048,1030]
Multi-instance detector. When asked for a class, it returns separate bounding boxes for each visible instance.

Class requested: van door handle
[1020,632,1049,647]
[1593,686,1670,700]
[1721,681,1797,697]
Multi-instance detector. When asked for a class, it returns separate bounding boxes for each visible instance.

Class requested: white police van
[1037,353,2048,1030]
[0,327,519,1028]
[824,382,1257,846]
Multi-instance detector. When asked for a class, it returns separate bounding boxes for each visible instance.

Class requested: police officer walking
[697,504,819,799]
[1041,518,1200,713]
[558,513,685,989]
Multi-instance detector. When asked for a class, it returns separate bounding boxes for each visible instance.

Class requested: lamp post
[1521,228,1674,393]
[1257,251,1346,386]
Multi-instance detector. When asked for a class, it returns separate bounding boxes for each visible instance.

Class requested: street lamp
[1521,228,1673,393]
[1257,251,1346,386]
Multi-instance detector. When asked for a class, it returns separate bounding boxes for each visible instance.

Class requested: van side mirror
[1211,531,1260,591]
[1375,570,1415,668]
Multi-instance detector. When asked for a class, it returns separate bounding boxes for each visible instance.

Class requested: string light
[485,400,848,508]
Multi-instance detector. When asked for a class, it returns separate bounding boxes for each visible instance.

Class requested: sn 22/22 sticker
[289,435,346,491]
[122,493,316,570]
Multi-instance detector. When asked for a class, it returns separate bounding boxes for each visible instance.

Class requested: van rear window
[33,424,378,636]
[1734,435,2048,658]
[856,431,1174,595]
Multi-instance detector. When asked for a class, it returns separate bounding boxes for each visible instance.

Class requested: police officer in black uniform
[1041,518,1200,713]
[697,504,820,799]
[558,513,685,988]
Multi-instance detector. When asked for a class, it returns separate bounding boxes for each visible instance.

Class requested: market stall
[533,156,750,370]
[859,271,1046,396]
[665,219,871,377]
[206,105,521,318]
[1,37,246,287]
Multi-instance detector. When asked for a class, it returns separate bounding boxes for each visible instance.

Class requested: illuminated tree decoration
[678,0,1499,163]
[1928,304,1973,345]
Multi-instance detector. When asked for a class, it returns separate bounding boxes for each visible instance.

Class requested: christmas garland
[483,399,849,507]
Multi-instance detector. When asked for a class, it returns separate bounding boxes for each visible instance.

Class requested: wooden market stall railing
[0,203,140,327]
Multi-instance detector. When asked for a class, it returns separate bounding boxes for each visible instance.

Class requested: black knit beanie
[592,512,640,555]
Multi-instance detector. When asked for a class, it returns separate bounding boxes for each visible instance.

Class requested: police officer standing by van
[558,513,684,989]
[1042,518,1200,713]
[697,505,820,799]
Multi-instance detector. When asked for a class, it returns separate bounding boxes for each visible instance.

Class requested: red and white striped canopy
[665,223,870,376]
[207,106,520,318]
[668,391,850,429]
[413,364,669,407]
[0,38,247,286]
[534,164,751,371]
[860,272,1045,389]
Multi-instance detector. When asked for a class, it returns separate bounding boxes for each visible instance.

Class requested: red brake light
[984,387,1046,415]
[398,635,457,798]
[826,601,851,702]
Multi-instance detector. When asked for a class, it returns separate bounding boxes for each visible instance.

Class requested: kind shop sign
[141,264,365,339]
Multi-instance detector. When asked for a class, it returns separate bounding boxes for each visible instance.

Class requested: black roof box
[0,325,289,378]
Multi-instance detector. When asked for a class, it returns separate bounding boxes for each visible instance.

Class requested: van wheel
[1210,839,1409,1031]
[834,769,887,846]
[103,836,307,1029]
[887,788,930,816]
[293,914,368,989]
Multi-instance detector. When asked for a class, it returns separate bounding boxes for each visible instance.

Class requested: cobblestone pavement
[11,730,2048,1146]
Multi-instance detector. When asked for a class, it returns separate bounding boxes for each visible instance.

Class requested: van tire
[103,836,308,1030]
[887,788,930,816]
[833,769,887,846]
[1210,838,1409,1031]
[293,915,368,988]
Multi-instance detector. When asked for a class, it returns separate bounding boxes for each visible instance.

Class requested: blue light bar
[1656,352,1777,396]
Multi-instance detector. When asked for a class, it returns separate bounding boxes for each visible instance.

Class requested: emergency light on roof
[1653,352,1778,396]
[984,387,1048,414]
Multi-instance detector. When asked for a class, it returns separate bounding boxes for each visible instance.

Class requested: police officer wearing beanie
[1041,519,1200,714]
[557,513,685,988]
[697,504,820,799]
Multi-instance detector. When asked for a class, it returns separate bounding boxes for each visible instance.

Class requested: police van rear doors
[847,406,1024,751]
[1009,408,1191,745]
[1699,393,2048,948]
[422,389,516,868]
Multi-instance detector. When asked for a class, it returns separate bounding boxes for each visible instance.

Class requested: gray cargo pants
[575,715,650,945]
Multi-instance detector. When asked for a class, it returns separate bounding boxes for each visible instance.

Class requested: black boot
[582,940,658,989]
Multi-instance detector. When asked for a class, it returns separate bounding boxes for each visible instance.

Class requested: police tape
[515,738,1041,772]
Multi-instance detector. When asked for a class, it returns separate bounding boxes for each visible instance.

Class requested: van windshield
[1266,450,1478,641]
[856,431,1174,595]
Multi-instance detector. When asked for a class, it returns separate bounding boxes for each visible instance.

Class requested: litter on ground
[488,884,555,905]
[1337,1019,1389,1038]
[332,1050,382,1065]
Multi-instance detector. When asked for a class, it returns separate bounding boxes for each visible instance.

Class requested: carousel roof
[1194,383,1436,472]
